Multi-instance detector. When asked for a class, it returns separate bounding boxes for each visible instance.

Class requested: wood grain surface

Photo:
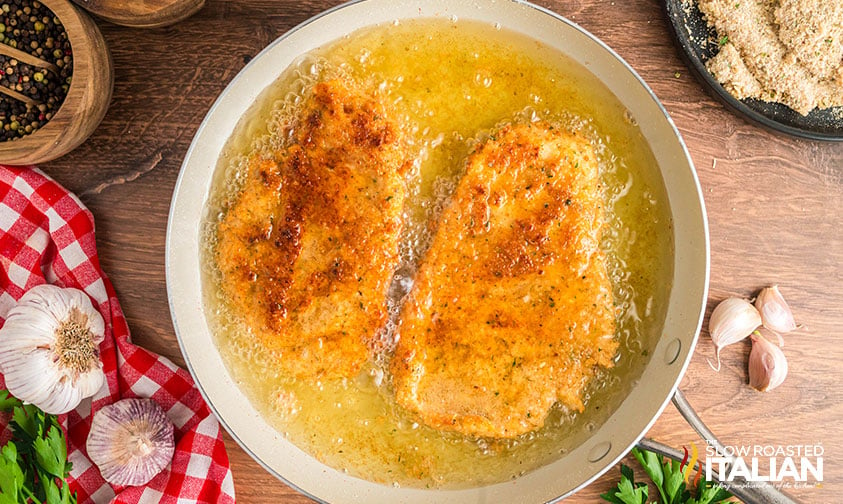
[35,0,842,502]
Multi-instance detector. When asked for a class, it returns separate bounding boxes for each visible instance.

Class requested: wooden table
[40,0,842,502]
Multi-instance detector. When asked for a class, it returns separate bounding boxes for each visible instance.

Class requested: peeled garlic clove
[707,297,762,371]
[749,331,788,392]
[755,285,797,336]
[87,398,175,487]
[0,284,106,414]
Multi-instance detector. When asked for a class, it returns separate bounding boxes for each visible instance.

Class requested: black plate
[663,0,843,141]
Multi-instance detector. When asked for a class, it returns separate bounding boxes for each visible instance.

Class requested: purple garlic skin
[749,332,788,392]
[87,398,175,486]
[755,285,797,335]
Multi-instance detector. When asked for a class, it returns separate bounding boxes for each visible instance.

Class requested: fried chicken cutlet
[391,122,617,438]
[216,78,409,379]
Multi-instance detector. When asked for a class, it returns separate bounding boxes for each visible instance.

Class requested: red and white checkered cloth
[0,165,236,503]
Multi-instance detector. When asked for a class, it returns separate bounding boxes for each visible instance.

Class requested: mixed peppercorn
[0,0,72,141]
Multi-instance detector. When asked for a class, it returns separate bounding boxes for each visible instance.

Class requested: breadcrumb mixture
[698,0,843,115]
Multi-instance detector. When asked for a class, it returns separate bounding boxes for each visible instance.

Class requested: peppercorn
[0,0,72,141]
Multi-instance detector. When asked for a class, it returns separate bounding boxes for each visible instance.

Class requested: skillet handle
[654,389,799,504]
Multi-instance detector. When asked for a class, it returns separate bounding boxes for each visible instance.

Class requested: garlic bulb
[0,284,105,414]
[87,398,175,487]
[707,297,761,371]
[748,331,788,392]
[755,285,797,336]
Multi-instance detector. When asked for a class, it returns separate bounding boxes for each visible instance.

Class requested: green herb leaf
[608,447,733,504]
[600,464,648,504]
[0,390,77,504]
[0,444,22,501]
[632,447,667,502]
[661,456,690,504]
[60,480,73,504]
[11,405,39,442]
[688,476,732,504]
[615,475,648,504]
[34,426,67,479]
[0,391,21,413]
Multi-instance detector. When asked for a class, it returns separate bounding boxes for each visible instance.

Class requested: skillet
[166,0,795,501]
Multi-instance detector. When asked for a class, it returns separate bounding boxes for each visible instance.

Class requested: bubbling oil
[201,18,674,488]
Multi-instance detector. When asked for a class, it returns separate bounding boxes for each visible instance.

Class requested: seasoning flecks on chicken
[216,78,409,379]
[391,122,617,439]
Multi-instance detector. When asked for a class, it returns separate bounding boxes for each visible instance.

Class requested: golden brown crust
[391,122,617,438]
[215,78,408,379]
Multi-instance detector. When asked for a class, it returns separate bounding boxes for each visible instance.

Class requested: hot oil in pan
[201,18,674,488]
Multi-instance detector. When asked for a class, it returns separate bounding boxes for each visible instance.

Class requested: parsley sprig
[0,390,76,504]
[601,447,733,504]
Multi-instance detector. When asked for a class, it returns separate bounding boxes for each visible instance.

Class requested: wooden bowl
[0,0,113,166]
[70,0,205,28]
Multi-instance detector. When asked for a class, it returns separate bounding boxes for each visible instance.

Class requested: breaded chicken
[391,122,617,438]
[216,78,408,379]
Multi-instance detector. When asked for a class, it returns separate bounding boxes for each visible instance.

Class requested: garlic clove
[1,351,61,404]
[748,331,788,392]
[87,398,175,487]
[707,297,762,371]
[755,285,797,336]
[74,363,107,397]
[0,284,106,414]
